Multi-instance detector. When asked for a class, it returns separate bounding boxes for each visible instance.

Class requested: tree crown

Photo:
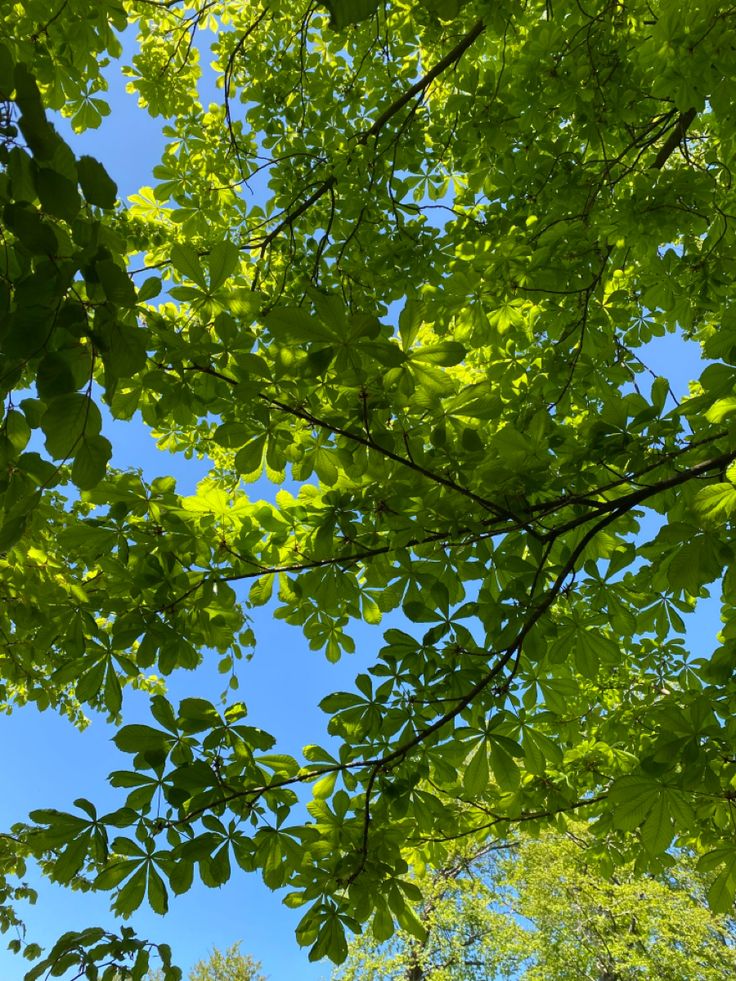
[2,0,736,975]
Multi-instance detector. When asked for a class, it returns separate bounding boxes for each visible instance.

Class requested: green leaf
[36,348,91,398]
[41,394,101,459]
[13,65,57,161]
[249,573,274,606]
[411,341,466,366]
[8,147,35,203]
[609,775,659,831]
[0,43,14,98]
[667,538,719,595]
[178,698,221,728]
[150,695,179,733]
[694,482,736,523]
[640,795,673,856]
[651,375,669,413]
[77,155,118,208]
[234,436,266,477]
[707,854,736,914]
[312,771,337,799]
[490,742,520,791]
[112,864,147,917]
[104,663,123,715]
[35,167,81,222]
[4,202,57,254]
[426,0,469,20]
[113,724,170,755]
[0,514,29,552]
[322,0,379,28]
[71,435,112,490]
[3,305,51,358]
[202,844,231,887]
[94,860,139,891]
[705,397,736,423]
[522,730,546,775]
[76,661,106,703]
[263,307,333,343]
[96,259,137,307]
[5,409,31,452]
[213,421,250,448]
[393,899,428,943]
[313,447,338,485]
[371,903,394,942]
[104,322,148,380]
[463,740,489,794]
[147,864,169,915]
[137,276,162,302]
[207,240,239,291]
[171,243,207,288]
[52,833,92,881]
[361,595,382,625]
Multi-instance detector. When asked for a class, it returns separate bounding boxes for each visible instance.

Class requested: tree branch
[262,394,518,522]
[651,108,697,170]
[160,444,723,843]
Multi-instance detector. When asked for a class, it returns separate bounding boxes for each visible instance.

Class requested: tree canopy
[2,0,736,976]
[334,833,736,980]
[147,944,264,981]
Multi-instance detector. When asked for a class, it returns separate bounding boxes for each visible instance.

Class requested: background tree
[334,835,736,981]
[147,944,265,981]
[2,0,736,975]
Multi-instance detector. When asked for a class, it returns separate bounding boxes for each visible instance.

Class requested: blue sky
[0,20,725,981]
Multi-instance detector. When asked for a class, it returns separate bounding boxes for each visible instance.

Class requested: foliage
[147,943,265,981]
[2,0,736,974]
[188,945,264,981]
[334,834,736,980]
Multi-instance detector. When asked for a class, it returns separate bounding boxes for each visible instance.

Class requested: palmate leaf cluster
[2,0,736,974]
